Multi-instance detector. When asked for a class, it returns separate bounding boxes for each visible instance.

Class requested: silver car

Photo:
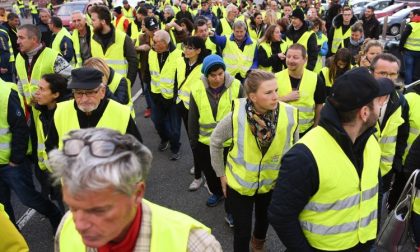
[379,7,420,36]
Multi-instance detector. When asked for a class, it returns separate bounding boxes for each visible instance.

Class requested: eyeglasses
[63,138,131,158]
[374,71,399,79]
[73,87,101,98]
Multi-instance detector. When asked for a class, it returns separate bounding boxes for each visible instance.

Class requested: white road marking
[17,208,36,229]
[131,88,143,102]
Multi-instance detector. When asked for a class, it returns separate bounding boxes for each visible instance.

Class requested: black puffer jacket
[327,14,358,56]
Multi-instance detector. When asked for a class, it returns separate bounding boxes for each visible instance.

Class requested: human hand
[285,90,300,102]
[277,53,286,60]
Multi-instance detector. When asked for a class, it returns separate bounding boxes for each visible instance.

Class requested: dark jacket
[268,100,379,252]
[37,22,52,47]
[175,10,193,23]
[405,135,420,188]
[257,41,287,73]
[399,19,420,52]
[92,25,138,86]
[3,23,18,57]
[138,32,152,84]
[285,21,319,71]
[342,37,364,65]
[45,99,142,152]
[327,14,358,56]
[51,33,75,63]
[362,15,380,39]
[106,68,129,105]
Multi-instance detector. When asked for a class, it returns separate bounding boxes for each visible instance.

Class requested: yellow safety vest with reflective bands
[404,22,420,51]
[298,126,380,250]
[258,41,289,73]
[403,92,420,162]
[223,38,256,79]
[331,26,351,54]
[176,60,203,110]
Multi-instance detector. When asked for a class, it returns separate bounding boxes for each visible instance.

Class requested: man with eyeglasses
[45,68,142,152]
[148,30,183,160]
[370,53,409,214]
[51,128,222,251]
[328,6,357,56]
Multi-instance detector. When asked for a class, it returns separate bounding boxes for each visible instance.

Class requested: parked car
[375,2,405,19]
[353,0,392,19]
[379,7,420,36]
[351,0,374,18]
[56,1,89,30]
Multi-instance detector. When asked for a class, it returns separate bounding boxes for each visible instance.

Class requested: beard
[359,111,378,135]
[93,23,103,34]
[78,103,99,113]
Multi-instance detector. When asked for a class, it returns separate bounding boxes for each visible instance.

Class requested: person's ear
[134,182,145,204]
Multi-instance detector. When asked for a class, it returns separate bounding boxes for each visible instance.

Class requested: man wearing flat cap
[268,67,389,251]
[45,68,142,152]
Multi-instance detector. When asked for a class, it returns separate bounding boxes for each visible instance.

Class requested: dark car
[56,1,89,30]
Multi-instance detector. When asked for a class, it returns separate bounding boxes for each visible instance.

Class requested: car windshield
[57,4,85,16]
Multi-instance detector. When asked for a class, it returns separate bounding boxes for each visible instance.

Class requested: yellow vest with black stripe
[191,79,241,146]
[148,48,182,98]
[258,41,289,73]
[175,60,203,110]
[314,33,327,73]
[220,18,233,36]
[276,69,317,133]
[205,38,217,54]
[331,26,351,54]
[226,98,298,196]
[32,108,50,172]
[223,38,256,79]
[113,15,130,32]
[58,199,211,252]
[54,100,130,149]
[71,26,92,68]
[404,22,420,51]
[108,71,135,118]
[403,92,420,162]
[90,29,128,77]
[286,31,314,50]
[122,6,134,21]
[51,28,73,64]
[374,98,404,177]
[0,28,15,62]
[15,48,58,104]
[298,126,380,250]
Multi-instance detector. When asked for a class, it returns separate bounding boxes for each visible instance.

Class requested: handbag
[376,169,419,252]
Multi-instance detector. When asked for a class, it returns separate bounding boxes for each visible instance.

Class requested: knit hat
[291,8,305,23]
[201,55,226,76]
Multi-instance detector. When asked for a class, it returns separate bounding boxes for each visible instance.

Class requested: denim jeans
[0,159,63,233]
[150,95,181,153]
[404,50,420,85]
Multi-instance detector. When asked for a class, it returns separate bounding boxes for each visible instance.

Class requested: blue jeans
[404,50,420,85]
[0,159,62,232]
[150,95,181,153]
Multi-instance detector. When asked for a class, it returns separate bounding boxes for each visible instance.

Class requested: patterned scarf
[245,99,278,149]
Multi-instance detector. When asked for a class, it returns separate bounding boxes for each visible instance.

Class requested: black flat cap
[68,68,103,90]
[328,67,387,111]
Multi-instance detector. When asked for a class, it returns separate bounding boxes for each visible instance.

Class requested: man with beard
[37,8,52,46]
[71,11,92,68]
[285,9,319,71]
[362,6,380,40]
[89,5,138,86]
[45,68,142,151]
[268,67,389,251]
[276,43,325,137]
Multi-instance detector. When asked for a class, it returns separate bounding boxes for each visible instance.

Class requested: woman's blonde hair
[264,10,278,26]
[244,70,276,96]
[83,57,111,84]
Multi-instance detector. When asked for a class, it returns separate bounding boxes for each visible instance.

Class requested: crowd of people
[1,0,420,251]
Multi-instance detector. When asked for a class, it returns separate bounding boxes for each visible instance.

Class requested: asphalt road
[12,77,286,252]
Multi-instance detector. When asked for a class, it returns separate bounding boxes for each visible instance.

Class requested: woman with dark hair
[248,12,265,41]
[319,48,353,95]
[174,36,211,190]
[32,73,70,213]
[258,25,288,73]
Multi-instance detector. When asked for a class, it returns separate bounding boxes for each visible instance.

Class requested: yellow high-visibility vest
[404,22,420,51]
[175,60,203,110]
[0,28,15,62]
[258,41,289,73]
[90,29,128,77]
[122,6,134,21]
[223,38,256,79]
[219,18,233,36]
[71,26,92,68]
[113,15,130,32]
[225,98,298,196]
[276,68,317,133]
[403,92,420,162]
[331,26,351,54]
[191,79,241,146]
[299,126,380,250]
[58,199,211,252]
[314,33,327,73]
[54,100,130,149]
[108,70,135,118]
[32,108,51,172]
[51,28,74,64]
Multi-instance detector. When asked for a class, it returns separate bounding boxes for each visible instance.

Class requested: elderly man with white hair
[71,11,92,67]
[216,3,238,36]
[148,30,183,160]
[211,20,258,82]
[51,128,222,252]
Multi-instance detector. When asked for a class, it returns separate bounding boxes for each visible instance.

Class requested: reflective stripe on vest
[58,199,211,252]
[404,22,420,51]
[91,29,128,77]
[32,108,51,171]
[0,83,12,164]
[225,98,298,196]
[404,92,420,163]
[176,60,203,110]
[298,126,380,250]
[223,38,256,79]
[331,26,351,54]
[375,103,404,176]
[276,68,317,133]
[148,49,182,98]
[191,79,241,146]
[15,48,58,103]
[54,100,130,149]
[0,28,15,62]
